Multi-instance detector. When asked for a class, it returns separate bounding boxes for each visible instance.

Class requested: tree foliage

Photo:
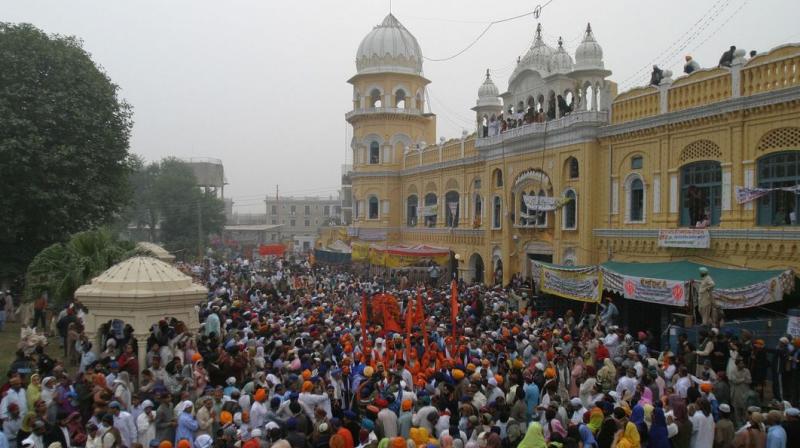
[24,228,142,305]
[0,23,134,280]
[126,158,225,258]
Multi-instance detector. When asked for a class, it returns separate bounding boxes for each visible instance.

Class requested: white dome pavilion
[575,23,604,70]
[551,37,574,74]
[356,13,423,75]
[476,69,502,107]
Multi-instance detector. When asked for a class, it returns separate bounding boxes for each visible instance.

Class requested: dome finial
[535,23,543,40]
[586,22,592,34]
[558,36,564,48]
[486,68,491,79]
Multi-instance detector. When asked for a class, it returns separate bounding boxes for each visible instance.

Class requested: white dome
[520,24,554,74]
[551,37,574,73]
[575,23,604,69]
[356,14,423,75]
[476,69,502,108]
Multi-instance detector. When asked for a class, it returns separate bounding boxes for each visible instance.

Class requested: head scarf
[518,422,546,448]
[648,407,670,448]
[195,435,213,448]
[587,408,604,434]
[617,421,641,448]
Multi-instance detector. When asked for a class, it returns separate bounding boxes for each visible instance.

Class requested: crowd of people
[1,254,799,448]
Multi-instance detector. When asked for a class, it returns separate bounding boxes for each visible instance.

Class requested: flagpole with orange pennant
[416,288,428,350]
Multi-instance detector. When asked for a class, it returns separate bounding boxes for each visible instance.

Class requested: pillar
[135,333,149,378]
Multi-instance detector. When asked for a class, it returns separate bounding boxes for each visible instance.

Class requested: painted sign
[657,229,710,249]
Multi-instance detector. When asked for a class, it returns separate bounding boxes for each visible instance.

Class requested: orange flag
[405,295,415,336]
[417,288,428,350]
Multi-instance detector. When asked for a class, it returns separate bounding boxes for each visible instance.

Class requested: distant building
[184,157,227,198]
[264,196,341,252]
[223,224,283,246]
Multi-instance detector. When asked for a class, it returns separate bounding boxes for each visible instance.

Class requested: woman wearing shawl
[588,408,604,434]
[40,376,57,407]
[597,359,616,392]
[519,422,547,448]
[579,412,599,448]
[26,374,42,411]
[112,372,132,410]
[648,407,670,448]
[629,405,648,447]
[596,417,618,448]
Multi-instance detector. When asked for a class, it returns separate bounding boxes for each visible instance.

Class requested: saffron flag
[405,296,415,336]
[417,288,428,349]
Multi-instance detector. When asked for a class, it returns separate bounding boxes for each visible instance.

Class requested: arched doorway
[468,253,485,284]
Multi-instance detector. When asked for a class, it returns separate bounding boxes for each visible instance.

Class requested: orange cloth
[302,369,312,380]
[452,369,464,380]
[302,381,314,392]
[391,437,406,448]
[159,442,173,448]
[254,388,267,402]
[177,440,191,448]
[336,427,354,448]
[191,353,202,362]
[219,411,232,425]
[402,399,413,411]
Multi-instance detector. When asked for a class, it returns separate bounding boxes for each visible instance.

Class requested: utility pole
[197,200,203,260]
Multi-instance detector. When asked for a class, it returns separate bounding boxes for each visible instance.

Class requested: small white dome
[575,23,604,69]
[356,14,423,75]
[551,37,574,73]
[476,69,502,108]
[520,23,554,74]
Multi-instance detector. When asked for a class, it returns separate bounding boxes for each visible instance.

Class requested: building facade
[265,196,342,252]
[338,14,800,285]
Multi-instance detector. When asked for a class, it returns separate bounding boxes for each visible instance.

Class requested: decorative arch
[756,127,800,152]
[562,187,578,230]
[361,133,384,147]
[390,133,414,152]
[679,139,722,163]
[444,178,459,191]
[366,85,384,107]
[619,151,646,173]
[492,168,503,188]
[406,184,418,195]
[512,168,552,192]
[424,181,438,194]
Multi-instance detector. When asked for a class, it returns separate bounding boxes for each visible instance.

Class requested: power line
[423,1,556,62]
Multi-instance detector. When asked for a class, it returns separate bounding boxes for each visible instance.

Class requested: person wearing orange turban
[191,352,202,363]
[302,369,312,380]
[452,369,464,380]
[159,442,173,448]
[700,382,712,393]
[302,381,314,393]
[254,388,267,402]
[401,399,412,412]
[219,410,232,426]
[545,367,556,379]
[177,440,191,448]
[391,437,406,448]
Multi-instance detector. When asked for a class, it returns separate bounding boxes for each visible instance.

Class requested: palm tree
[24,228,148,306]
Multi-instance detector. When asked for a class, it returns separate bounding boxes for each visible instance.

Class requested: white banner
[447,202,458,216]
[735,185,800,205]
[523,195,560,211]
[602,269,687,307]
[421,205,438,216]
[658,229,710,249]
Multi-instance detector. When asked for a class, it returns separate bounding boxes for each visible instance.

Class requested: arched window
[628,178,645,222]
[369,142,380,164]
[567,157,579,179]
[494,169,503,187]
[445,191,459,228]
[631,155,643,170]
[368,196,379,219]
[395,90,406,109]
[424,193,438,227]
[680,161,722,227]
[563,189,577,230]
[757,150,800,226]
[406,195,418,227]
[473,194,483,228]
[493,196,502,229]
[370,89,382,108]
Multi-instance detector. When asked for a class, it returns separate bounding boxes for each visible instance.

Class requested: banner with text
[536,263,601,303]
[601,268,688,307]
[658,229,710,248]
[788,315,800,339]
[523,195,570,212]
[421,205,438,216]
[735,185,800,204]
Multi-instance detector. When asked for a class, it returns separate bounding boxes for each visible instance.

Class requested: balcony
[400,226,485,246]
[345,107,426,121]
[475,110,609,148]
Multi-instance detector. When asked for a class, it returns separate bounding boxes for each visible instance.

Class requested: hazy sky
[6,0,799,212]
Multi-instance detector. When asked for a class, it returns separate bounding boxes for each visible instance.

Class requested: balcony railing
[476,110,609,148]
[345,107,425,120]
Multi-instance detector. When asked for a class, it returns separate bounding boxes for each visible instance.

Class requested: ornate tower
[347,14,436,229]
[472,69,503,137]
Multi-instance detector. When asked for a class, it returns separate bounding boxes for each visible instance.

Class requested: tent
[601,260,795,309]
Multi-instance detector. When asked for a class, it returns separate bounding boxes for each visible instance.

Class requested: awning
[601,260,795,309]
[314,248,351,264]
[532,261,601,303]
[367,244,450,268]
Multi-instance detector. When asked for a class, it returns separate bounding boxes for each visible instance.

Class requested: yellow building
[338,14,800,286]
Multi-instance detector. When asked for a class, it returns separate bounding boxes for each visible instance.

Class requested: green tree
[150,158,225,258]
[115,155,161,241]
[24,228,142,306]
[0,23,134,281]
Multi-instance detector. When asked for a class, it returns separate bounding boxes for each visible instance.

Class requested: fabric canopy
[367,244,450,268]
[601,260,795,309]
[314,248,351,264]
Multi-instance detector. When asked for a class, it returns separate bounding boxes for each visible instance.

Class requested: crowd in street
[1,254,799,448]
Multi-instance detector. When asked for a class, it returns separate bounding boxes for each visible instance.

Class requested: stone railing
[345,106,424,120]
[475,110,610,148]
[610,86,659,124]
[400,226,485,246]
[668,68,731,113]
[610,44,800,124]
[741,45,800,96]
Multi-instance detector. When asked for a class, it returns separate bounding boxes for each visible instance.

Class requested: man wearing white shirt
[616,368,638,400]
[109,401,137,448]
[675,367,692,398]
[0,376,27,420]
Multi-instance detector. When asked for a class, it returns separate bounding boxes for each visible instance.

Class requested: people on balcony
[650,65,664,86]
[684,55,700,74]
[719,45,736,67]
